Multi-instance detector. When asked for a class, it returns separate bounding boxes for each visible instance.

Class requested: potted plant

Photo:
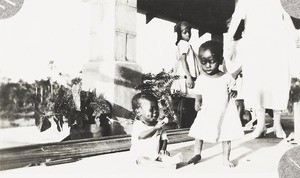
[135,69,180,129]
[70,88,112,140]
[35,78,112,140]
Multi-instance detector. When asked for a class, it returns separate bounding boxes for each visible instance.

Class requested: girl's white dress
[230,0,297,110]
[189,74,244,143]
[171,40,201,96]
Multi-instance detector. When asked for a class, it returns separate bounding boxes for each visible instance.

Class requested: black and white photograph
[0,0,300,177]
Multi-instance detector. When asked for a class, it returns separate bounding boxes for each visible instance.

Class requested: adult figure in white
[226,0,298,138]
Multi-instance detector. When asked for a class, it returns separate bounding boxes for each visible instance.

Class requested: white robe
[228,0,298,110]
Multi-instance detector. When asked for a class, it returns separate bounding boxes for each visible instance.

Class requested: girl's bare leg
[222,141,235,167]
[188,139,203,164]
[273,110,286,138]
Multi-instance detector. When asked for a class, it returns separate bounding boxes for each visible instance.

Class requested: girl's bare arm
[180,54,194,88]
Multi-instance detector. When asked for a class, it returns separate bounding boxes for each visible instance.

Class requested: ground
[0,114,298,178]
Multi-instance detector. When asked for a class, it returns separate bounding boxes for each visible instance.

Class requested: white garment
[174,40,199,78]
[171,40,200,96]
[130,120,168,161]
[229,0,297,110]
[189,74,244,143]
[223,40,244,99]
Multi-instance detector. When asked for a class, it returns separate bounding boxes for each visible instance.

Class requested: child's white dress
[171,40,201,96]
[174,40,200,79]
[189,74,244,143]
[130,120,168,161]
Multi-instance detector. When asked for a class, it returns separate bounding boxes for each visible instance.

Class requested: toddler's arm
[138,120,165,139]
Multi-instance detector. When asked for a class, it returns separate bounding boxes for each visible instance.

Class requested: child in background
[188,41,244,167]
[172,21,201,128]
[130,92,183,166]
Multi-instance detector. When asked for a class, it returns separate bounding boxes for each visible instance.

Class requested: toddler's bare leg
[188,139,202,164]
[222,141,235,168]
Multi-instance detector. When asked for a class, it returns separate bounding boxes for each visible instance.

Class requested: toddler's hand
[155,120,166,130]
[161,117,169,124]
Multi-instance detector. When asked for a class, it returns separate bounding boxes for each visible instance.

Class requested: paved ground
[0,123,70,149]
[0,115,298,178]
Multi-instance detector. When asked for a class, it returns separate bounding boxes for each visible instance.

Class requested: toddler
[188,41,244,167]
[130,92,183,166]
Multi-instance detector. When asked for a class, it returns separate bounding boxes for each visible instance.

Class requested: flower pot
[70,123,111,140]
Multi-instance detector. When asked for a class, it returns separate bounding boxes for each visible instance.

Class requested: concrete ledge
[0,128,192,171]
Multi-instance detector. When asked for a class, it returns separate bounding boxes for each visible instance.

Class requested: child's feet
[187,154,201,164]
[223,160,235,168]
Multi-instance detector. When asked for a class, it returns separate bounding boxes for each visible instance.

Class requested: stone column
[82,0,141,134]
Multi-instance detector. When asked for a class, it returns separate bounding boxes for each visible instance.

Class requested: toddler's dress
[189,73,244,142]
[130,120,168,162]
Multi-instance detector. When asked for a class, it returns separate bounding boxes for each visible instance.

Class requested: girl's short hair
[174,21,191,45]
[198,40,223,62]
[131,92,158,112]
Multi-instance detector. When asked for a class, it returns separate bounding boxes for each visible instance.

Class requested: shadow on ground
[168,114,294,169]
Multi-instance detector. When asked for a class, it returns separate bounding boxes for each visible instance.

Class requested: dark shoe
[188,154,201,164]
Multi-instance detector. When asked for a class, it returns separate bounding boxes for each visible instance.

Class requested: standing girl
[172,21,201,128]
[188,40,244,167]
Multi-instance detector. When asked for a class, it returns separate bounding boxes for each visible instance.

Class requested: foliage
[136,69,180,126]
[36,79,112,132]
[0,80,36,120]
[35,83,82,131]
[0,76,111,132]
[288,77,300,113]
